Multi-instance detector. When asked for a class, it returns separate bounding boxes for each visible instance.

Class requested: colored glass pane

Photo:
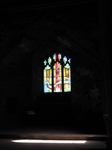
[48,57,52,65]
[63,56,71,92]
[63,56,67,64]
[43,57,52,93]
[53,53,62,92]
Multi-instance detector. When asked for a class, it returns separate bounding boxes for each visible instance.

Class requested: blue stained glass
[63,56,67,64]
[68,58,71,64]
[59,53,61,61]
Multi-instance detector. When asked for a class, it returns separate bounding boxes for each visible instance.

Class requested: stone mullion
[62,54,64,92]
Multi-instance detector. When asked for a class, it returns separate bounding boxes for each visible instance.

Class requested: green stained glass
[48,57,52,65]
[44,60,47,66]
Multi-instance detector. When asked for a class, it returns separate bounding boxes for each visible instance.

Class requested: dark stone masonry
[0,0,111,149]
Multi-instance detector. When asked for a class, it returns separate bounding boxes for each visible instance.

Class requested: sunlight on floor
[12,139,87,144]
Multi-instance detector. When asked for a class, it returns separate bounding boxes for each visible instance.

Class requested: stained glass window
[43,52,71,93]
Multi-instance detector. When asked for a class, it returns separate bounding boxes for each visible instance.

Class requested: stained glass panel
[63,56,71,92]
[53,53,62,92]
[44,57,52,93]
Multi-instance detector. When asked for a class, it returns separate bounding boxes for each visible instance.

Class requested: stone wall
[0,1,106,128]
